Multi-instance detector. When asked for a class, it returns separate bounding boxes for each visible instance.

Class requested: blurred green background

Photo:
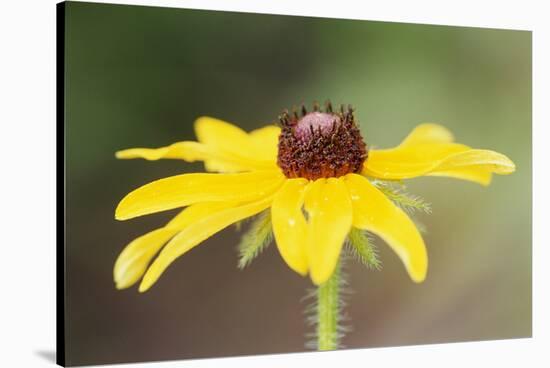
[63,1,531,366]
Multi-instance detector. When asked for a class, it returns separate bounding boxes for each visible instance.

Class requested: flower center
[277,101,368,180]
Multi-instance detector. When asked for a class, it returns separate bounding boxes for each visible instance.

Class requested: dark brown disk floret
[277,101,368,180]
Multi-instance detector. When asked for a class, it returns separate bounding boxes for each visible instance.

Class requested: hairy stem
[316,259,341,351]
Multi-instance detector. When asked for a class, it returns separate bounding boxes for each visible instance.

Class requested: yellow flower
[113,103,515,292]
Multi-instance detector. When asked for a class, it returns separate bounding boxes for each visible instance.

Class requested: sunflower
[113,102,515,293]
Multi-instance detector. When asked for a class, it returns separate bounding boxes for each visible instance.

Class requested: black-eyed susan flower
[114,102,514,293]
[114,101,514,350]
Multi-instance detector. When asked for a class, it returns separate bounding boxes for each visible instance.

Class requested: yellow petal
[202,158,252,173]
[304,178,352,285]
[344,174,427,283]
[116,118,280,173]
[194,117,278,170]
[271,178,309,276]
[426,167,493,186]
[139,195,275,292]
[114,228,176,290]
[115,141,210,161]
[115,169,284,220]
[364,127,515,185]
[365,143,469,178]
[114,202,235,289]
[436,149,516,174]
[399,123,455,146]
[195,116,250,149]
[164,201,235,228]
[116,141,252,173]
[249,125,281,163]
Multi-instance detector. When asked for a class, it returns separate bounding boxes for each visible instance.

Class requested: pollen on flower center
[277,101,368,180]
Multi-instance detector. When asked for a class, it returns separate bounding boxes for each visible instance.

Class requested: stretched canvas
[58,1,532,366]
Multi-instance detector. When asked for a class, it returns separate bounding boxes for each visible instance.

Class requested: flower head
[114,102,515,292]
[277,102,367,180]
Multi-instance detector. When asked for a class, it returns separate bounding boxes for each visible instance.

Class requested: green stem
[316,259,341,351]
